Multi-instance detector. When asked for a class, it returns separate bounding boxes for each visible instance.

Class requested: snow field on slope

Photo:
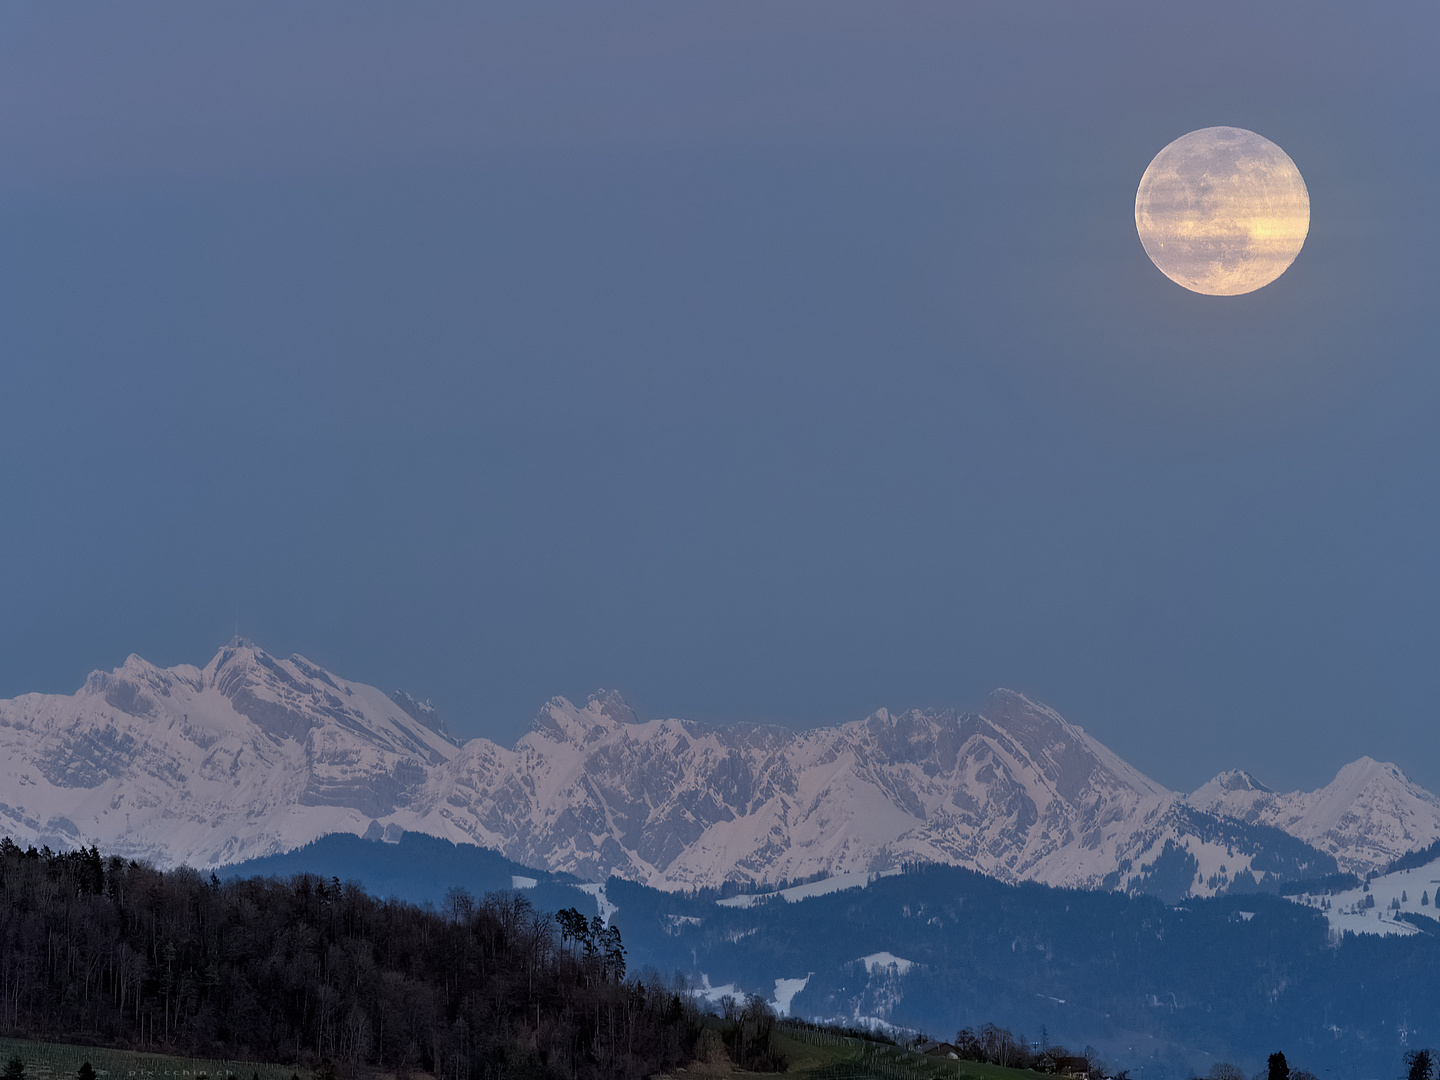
[1287,855,1440,937]
[859,952,914,975]
[716,869,902,908]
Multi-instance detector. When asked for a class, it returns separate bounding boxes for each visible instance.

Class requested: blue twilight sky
[1,2,1437,793]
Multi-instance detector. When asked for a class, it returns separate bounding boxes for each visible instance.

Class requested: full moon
[1134,126,1309,296]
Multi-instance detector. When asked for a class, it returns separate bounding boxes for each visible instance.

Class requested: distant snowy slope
[1189,758,1440,875]
[404,687,1336,896]
[0,643,1429,893]
[1287,852,1440,938]
[408,687,1174,890]
[0,640,459,866]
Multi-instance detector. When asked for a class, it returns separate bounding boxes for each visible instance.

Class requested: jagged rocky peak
[1207,769,1274,795]
[1185,770,1276,829]
[588,688,638,725]
[980,687,1088,750]
[526,689,640,746]
[976,687,1167,800]
[200,639,353,703]
[391,690,459,745]
[79,652,205,717]
[852,705,952,763]
[203,636,267,688]
[186,640,457,766]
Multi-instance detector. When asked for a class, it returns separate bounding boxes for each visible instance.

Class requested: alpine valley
[2,641,1437,896]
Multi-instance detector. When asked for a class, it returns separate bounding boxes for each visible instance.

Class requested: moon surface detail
[1135,127,1309,296]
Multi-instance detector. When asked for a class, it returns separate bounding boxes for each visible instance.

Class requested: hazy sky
[1,2,1437,793]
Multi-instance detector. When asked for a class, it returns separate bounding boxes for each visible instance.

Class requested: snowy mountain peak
[527,696,605,746]
[391,689,459,746]
[1328,756,1405,791]
[82,652,200,711]
[986,687,1066,722]
[586,689,639,725]
[1194,769,1274,797]
[977,689,1169,804]
[1186,757,1440,875]
[1301,757,1435,843]
[525,691,643,749]
[0,642,461,866]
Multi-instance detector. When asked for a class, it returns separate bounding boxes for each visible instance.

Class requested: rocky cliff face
[0,644,1430,893]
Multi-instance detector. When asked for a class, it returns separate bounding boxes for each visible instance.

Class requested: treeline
[944,1025,1336,1080]
[0,839,700,1079]
[1386,839,1440,876]
[946,1024,1347,1080]
[950,1022,1108,1076]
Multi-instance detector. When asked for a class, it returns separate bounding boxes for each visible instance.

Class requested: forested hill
[0,839,699,1079]
[610,862,1440,1076]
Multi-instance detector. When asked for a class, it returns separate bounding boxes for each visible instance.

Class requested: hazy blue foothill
[609,865,1440,1079]
[223,830,599,919]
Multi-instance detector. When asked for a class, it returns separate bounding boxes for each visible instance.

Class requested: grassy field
[0,1038,297,1080]
[1,1027,1048,1080]
[662,1021,1050,1080]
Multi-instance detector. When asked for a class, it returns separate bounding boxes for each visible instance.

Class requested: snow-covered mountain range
[1,642,1436,898]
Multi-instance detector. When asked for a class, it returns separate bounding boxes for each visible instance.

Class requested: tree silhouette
[1404,1048,1434,1080]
